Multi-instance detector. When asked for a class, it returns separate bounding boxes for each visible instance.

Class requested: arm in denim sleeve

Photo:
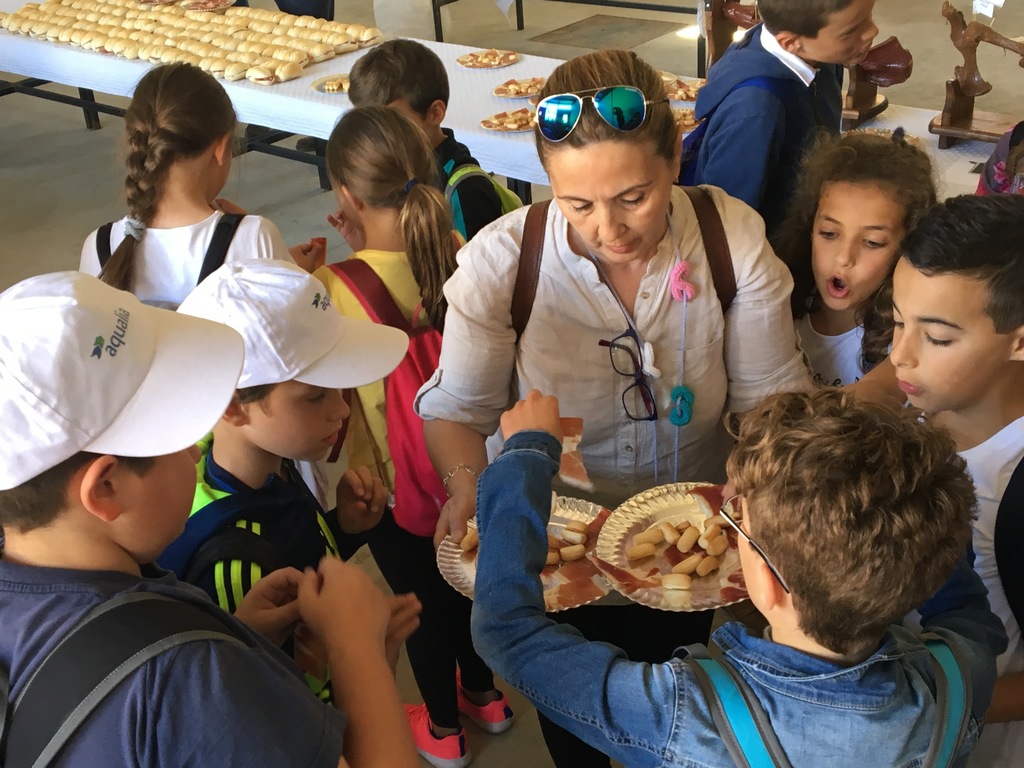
[470,432,678,767]
[918,552,1008,725]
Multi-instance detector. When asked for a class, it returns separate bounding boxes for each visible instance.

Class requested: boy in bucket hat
[0,272,418,768]
[160,259,412,702]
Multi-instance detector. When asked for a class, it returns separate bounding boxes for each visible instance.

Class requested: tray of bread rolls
[437,495,612,613]
[0,0,383,86]
[593,483,749,612]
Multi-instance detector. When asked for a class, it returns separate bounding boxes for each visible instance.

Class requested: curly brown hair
[534,50,677,168]
[326,106,456,331]
[100,63,236,293]
[774,130,936,370]
[726,390,975,657]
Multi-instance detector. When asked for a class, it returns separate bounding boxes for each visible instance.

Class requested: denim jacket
[471,432,1008,768]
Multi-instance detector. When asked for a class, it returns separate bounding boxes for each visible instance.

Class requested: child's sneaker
[456,683,515,734]
[404,704,472,768]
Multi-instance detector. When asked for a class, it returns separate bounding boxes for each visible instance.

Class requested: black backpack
[995,455,1024,632]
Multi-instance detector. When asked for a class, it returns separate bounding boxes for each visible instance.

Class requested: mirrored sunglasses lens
[593,86,646,131]
[537,95,582,141]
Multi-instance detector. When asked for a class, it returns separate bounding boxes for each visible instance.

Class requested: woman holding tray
[416,49,811,768]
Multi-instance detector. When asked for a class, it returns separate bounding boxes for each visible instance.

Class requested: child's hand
[500,390,563,442]
[336,466,388,534]
[212,198,248,215]
[297,557,389,653]
[384,593,422,674]
[233,566,303,646]
[289,238,327,272]
[327,208,367,252]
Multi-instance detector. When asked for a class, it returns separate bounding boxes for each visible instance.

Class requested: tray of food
[492,76,545,99]
[179,0,233,12]
[480,107,534,133]
[311,73,349,93]
[593,483,749,612]
[673,107,699,132]
[457,48,519,69]
[437,495,612,612]
[661,72,705,102]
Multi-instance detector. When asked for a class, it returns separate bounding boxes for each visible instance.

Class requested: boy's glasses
[719,494,791,594]
[598,328,658,421]
[536,85,667,143]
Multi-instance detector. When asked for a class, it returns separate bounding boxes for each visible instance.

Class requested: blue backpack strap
[683,647,792,768]
[921,634,973,768]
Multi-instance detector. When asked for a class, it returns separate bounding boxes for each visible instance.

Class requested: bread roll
[661,573,692,591]
[633,527,664,547]
[459,527,479,553]
[672,552,704,575]
[659,521,680,545]
[676,525,701,553]
[223,61,249,80]
[704,535,729,558]
[546,550,560,566]
[359,26,381,41]
[695,556,720,577]
[559,544,587,562]
[561,528,586,546]
[274,60,302,82]
[626,542,656,561]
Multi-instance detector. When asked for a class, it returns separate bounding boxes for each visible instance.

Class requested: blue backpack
[678,76,797,187]
[682,636,972,768]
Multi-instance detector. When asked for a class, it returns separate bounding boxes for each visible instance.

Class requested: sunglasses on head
[535,85,667,143]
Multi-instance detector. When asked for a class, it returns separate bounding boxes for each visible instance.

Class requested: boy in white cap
[0,272,418,768]
[162,259,411,702]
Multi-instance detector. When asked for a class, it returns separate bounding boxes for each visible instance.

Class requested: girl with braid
[775,129,936,386]
[79,63,322,307]
[314,106,513,768]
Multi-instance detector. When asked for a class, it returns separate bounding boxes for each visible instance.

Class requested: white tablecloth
[0,0,555,184]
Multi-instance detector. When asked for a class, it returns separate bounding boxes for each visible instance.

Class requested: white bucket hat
[177,259,408,390]
[0,272,244,490]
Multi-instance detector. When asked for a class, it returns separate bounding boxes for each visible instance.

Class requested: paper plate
[480,108,534,133]
[457,49,519,69]
[492,76,545,99]
[594,483,749,612]
[310,74,349,94]
[437,496,612,612]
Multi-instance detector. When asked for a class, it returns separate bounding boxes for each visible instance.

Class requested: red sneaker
[456,685,516,734]
[404,704,472,768]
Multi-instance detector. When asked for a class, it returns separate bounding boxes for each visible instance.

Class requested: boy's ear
[76,455,126,523]
[222,394,253,427]
[212,132,233,166]
[774,30,804,56]
[1008,325,1024,362]
[424,99,447,127]
[755,557,786,613]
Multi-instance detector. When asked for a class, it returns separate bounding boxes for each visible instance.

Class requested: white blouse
[795,314,865,387]
[416,185,811,507]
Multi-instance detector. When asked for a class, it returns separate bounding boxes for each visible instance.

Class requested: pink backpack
[326,259,447,537]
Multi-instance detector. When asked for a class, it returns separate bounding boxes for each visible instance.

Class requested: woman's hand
[233,567,303,646]
[327,208,367,253]
[434,479,478,549]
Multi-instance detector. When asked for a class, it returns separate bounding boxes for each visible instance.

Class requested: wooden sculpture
[930,1,1024,148]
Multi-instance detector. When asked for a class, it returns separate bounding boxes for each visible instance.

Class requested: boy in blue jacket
[693,0,878,237]
[472,389,1007,767]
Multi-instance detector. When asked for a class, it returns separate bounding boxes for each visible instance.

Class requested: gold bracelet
[442,463,478,490]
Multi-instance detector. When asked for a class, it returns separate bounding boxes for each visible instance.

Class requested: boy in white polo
[0,272,418,768]
[160,259,410,702]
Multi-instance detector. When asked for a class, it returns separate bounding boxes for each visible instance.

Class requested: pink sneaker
[404,704,472,768]
[456,685,516,734]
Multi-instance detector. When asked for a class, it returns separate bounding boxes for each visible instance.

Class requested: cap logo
[311,292,332,311]
[92,308,131,359]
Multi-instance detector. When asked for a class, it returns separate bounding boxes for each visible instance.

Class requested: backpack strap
[683,186,736,313]
[198,213,246,285]
[994,454,1024,632]
[1,592,246,768]
[329,258,412,333]
[511,200,551,340]
[182,525,288,585]
[95,222,114,268]
[683,647,793,768]
[444,164,497,204]
[921,634,973,768]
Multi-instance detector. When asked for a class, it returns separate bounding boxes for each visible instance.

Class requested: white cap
[0,272,245,490]
[177,260,408,389]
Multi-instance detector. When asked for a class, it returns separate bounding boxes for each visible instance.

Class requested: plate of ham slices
[593,483,749,612]
[437,495,612,612]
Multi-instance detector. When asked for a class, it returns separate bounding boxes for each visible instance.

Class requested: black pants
[536,604,715,768]
[369,510,495,729]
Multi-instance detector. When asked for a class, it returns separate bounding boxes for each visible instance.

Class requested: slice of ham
[559,417,594,491]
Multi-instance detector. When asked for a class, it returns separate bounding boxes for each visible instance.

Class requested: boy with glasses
[470,389,1006,767]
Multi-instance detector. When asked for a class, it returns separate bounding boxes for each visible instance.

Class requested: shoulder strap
[198,213,246,285]
[683,186,736,313]
[2,592,246,768]
[921,635,973,768]
[329,259,412,333]
[183,526,288,585]
[995,454,1024,631]
[511,200,550,340]
[444,164,495,203]
[95,222,114,268]
[684,653,792,768]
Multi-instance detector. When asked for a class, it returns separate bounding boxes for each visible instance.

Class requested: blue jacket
[471,432,1008,768]
[693,25,843,238]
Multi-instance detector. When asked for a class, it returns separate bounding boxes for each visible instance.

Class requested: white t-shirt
[416,185,812,508]
[795,315,864,387]
[80,212,291,306]
[961,415,1024,767]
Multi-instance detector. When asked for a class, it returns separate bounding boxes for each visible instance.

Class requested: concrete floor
[1,1,1022,765]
